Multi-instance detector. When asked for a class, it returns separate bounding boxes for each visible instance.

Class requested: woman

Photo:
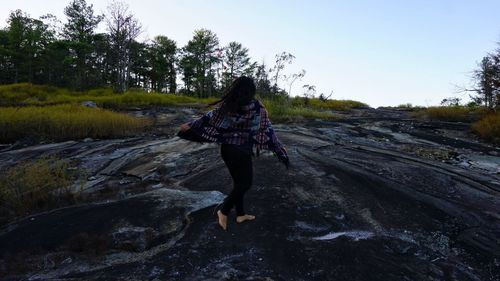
[177,76,289,231]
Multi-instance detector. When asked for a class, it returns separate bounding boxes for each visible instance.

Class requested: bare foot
[236,214,256,223]
[217,210,228,231]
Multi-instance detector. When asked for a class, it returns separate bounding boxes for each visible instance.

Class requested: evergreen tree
[63,0,103,89]
[180,29,220,98]
[221,41,251,88]
[5,10,54,84]
[148,35,177,93]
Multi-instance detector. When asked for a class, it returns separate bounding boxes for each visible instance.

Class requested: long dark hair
[209,76,256,114]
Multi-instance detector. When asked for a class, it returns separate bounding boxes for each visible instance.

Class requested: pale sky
[1,0,500,107]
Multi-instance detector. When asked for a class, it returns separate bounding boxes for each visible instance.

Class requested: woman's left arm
[257,105,289,168]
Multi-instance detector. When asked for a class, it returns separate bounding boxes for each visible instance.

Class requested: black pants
[220,143,253,216]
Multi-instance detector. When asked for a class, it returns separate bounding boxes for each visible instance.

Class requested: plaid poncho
[178,99,288,164]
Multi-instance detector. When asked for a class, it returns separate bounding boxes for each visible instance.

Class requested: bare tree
[105,0,142,92]
[286,69,306,95]
[302,84,316,98]
[319,91,333,101]
[270,51,295,94]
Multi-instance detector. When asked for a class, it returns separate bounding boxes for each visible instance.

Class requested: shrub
[472,113,500,144]
[0,104,152,143]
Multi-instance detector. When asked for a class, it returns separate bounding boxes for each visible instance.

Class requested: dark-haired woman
[177,76,289,231]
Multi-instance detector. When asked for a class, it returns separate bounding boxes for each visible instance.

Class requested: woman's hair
[209,76,256,113]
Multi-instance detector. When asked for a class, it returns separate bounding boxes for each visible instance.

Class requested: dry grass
[308,98,368,110]
[0,104,153,143]
[472,113,500,144]
[262,98,336,122]
[260,95,368,122]
[287,96,367,110]
[0,155,80,225]
[413,106,488,122]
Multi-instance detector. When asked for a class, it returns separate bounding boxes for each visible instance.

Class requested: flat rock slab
[0,189,224,280]
[0,107,499,280]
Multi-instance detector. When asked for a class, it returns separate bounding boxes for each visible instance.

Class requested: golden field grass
[0,84,369,143]
[0,104,152,143]
[0,83,368,127]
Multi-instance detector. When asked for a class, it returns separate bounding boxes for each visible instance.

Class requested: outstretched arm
[177,107,221,142]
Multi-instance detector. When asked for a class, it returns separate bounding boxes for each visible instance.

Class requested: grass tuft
[0,155,80,225]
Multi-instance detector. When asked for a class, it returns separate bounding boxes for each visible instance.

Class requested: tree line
[0,0,311,98]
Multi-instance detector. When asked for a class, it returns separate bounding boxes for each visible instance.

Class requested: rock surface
[0,107,499,280]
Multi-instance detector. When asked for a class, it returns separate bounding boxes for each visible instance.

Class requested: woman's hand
[180,123,191,132]
[277,147,289,169]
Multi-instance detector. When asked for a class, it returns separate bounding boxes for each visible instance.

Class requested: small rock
[81,101,97,108]
[119,179,132,185]
[61,257,73,265]
[152,183,164,189]
[111,226,158,252]
[83,137,93,142]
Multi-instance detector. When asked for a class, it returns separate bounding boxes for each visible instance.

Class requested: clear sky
[1,0,500,107]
